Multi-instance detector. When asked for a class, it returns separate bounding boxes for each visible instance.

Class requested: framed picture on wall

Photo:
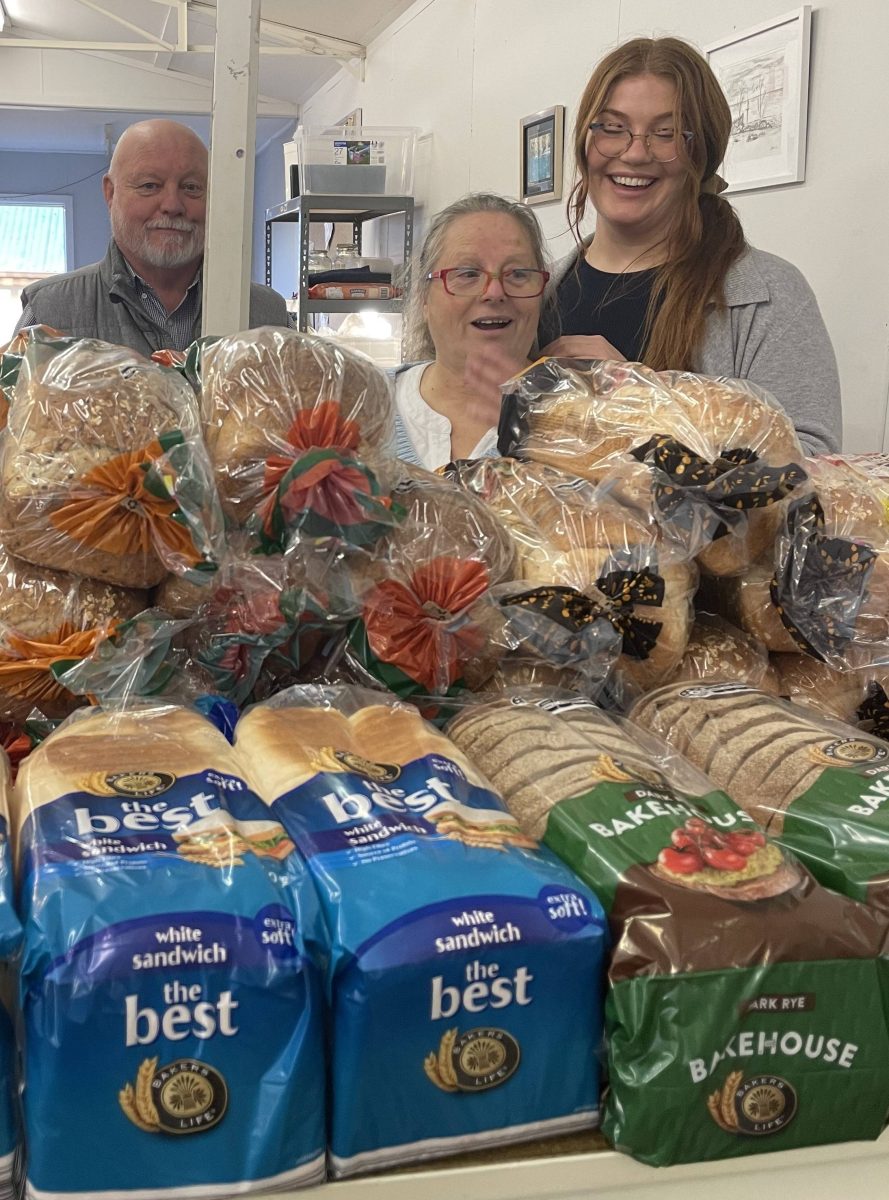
[519,105,565,206]
[706,6,812,192]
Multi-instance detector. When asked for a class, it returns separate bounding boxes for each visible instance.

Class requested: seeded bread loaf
[453,458,695,691]
[0,337,216,588]
[499,359,807,577]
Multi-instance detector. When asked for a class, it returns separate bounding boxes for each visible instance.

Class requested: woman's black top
[538,255,659,362]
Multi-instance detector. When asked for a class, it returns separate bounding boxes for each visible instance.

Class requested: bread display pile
[6,325,889,1184]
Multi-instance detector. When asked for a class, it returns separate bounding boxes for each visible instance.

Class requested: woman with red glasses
[538,36,840,455]
[396,193,550,470]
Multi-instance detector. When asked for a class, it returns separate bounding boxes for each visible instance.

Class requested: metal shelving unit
[265,194,414,332]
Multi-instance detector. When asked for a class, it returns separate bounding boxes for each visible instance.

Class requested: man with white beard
[15,119,289,355]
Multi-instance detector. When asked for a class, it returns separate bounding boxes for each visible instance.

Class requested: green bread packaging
[447,695,889,1166]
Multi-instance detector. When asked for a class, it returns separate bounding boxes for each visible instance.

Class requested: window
[0,197,72,342]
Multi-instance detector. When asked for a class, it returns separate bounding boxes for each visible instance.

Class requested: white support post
[202,0,260,337]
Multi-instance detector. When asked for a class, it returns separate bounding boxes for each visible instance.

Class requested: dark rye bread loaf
[630,681,889,842]
[447,701,655,839]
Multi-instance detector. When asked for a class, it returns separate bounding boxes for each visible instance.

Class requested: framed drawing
[520,105,565,206]
[706,6,812,193]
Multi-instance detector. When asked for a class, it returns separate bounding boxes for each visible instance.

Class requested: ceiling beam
[74,0,173,50]
[188,1,365,60]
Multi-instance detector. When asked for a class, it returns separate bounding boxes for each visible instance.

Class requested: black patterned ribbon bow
[770,494,877,662]
[632,436,808,542]
[501,566,665,662]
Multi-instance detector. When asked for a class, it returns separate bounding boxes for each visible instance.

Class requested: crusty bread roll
[771,653,870,724]
[666,614,779,692]
[0,546,146,719]
[0,338,211,588]
[199,327,395,538]
[502,359,807,577]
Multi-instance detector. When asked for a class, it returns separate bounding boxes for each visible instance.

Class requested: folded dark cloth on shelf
[307,267,393,286]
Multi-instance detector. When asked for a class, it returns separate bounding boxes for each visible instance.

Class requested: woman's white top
[393,362,498,470]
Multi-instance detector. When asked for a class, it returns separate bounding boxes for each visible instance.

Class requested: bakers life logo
[707,1071,798,1137]
[813,738,888,767]
[106,771,176,798]
[333,750,401,783]
[120,1057,228,1136]
[423,1027,520,1094]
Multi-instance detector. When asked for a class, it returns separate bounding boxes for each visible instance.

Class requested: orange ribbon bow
[0,622,113,706]
[363,557,491,692]
[262,401,361,498]
[50,440,201,564]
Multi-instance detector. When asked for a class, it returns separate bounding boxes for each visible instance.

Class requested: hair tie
[700,173,728,196]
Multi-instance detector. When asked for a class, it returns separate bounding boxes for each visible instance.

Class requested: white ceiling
[0,0,415,154]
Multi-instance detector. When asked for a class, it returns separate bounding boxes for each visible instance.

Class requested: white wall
[298,0,889,453]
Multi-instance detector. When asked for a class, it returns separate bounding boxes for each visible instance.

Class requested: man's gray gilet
[21,241,289,357]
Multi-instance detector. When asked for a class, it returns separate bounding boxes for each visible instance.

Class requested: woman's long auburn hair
[568,37,746,371]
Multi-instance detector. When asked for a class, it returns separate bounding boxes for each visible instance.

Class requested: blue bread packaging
[15,703,326,1198]
[235,685,608,1179]
[0,751,22,1195]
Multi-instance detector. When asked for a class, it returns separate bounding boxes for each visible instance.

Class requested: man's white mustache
[146,219,201,233]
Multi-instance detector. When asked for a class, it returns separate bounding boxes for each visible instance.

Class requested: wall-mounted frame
[519,105,564,206]
[706,6,812,193]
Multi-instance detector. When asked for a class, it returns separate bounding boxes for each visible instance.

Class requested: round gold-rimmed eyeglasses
[589,121,694,163]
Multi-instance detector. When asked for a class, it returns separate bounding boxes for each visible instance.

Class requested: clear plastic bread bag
[0,544,149,720]
[343,475,519,701]
[198,326,401,552]
[765,455,889,668]
[448,455,697,700]
[444,689,889,1167]
[497,357,809,575]
[0,335,224,589]
[186,538,356,705]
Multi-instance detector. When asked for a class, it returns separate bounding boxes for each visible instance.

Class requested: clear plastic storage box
[294,125,418,196]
